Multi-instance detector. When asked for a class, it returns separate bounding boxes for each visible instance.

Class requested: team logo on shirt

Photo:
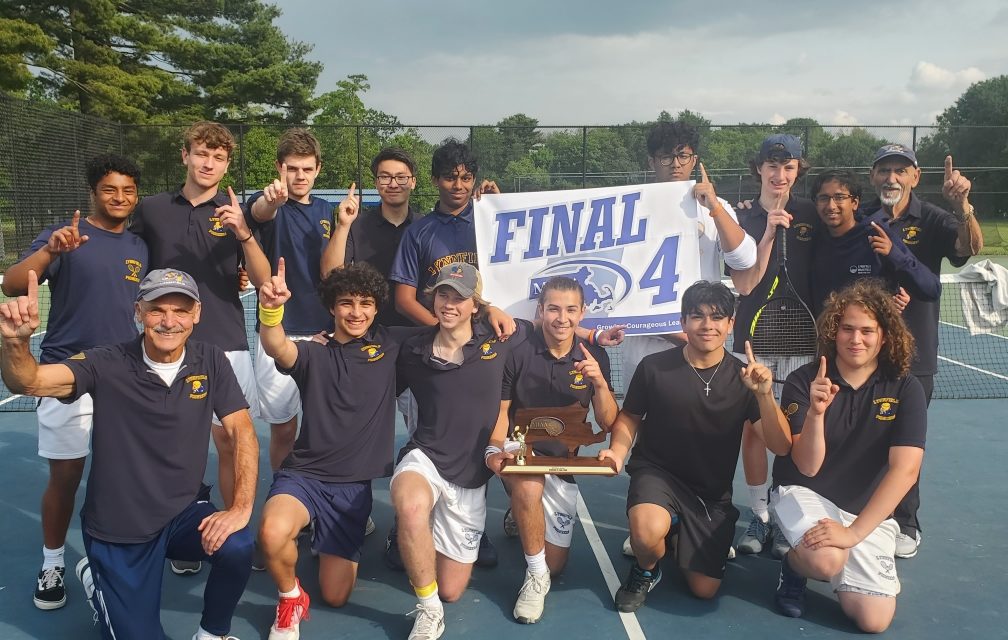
[361,343,385,362]
[783,402,799,417]
[480,340,498,360]
[461,528,482,550]
[849,264,873,275]
[877,555,897,580]
[902,226,921,245]
[569,369,587,390]
[320,219,331,239]
[552,511,574,535]
[873,397,899,421]
[124,259,143,283]
[208,216,227,237]
[186,374,208,399]
[794,223,813,241]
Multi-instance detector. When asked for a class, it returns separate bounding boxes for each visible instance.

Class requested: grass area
[979,219,1008,255]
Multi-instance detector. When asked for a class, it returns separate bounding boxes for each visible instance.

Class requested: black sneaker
[384,527,404,571]
[774,555,807,618]
[475,534,498,568]
[34,566,67,610]
[614,563,662,612]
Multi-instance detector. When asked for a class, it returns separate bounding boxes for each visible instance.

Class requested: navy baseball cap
[137,269,201,302]
[758,134,803,162]
[427,262,483,299]
[872,143,918,167]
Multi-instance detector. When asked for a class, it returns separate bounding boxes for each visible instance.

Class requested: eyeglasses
[376,175,413,186]
[815,193,855,204]
[657,152,697,166]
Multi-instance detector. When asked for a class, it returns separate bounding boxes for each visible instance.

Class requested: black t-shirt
[130,189,252,351]
[622,348,760,502]
[772,361,928,514]
[397,319,530,488]
[502,329,613,477]
[345,205,417,327]
[730,195,817,352]
[63,337,248,543]
[863,194,968,375]
[278,325,424,482]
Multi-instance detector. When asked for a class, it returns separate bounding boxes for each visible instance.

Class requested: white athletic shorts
[255,334,314,423]
[391,448,486,564]
[772,485,900,597]
[542,476,581,548]
[37,395,93,459]
[213,350,258,425]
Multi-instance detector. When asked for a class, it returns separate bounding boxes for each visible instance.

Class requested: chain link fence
[3,93,1007,268]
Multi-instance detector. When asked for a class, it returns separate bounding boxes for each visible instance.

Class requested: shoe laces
[39,566,64,590]
[626,565,658,594]
[407,603,442,636]
[518,571,548,598]
[275,592,309,629]
[778,563,806,598]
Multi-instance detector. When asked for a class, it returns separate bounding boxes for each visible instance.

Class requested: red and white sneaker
[268,579,310,640]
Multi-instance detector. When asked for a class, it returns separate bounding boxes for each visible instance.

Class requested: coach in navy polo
[0,268,258,640]
[863,144,982,558]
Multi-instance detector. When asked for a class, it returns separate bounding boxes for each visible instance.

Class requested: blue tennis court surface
[0,396,1004,639]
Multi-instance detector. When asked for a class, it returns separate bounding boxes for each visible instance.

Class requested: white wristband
[723,233,758,271]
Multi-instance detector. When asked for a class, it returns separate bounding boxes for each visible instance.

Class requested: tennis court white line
[939,320,1008,340]
[576,492,646,640]
[937,355,1008,382]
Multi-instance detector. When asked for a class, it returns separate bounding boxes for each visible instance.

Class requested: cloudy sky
[275,0,1007,126]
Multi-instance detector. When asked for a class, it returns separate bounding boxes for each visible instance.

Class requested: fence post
[582,127,588,188]
[912,126,918,151]
[356,125,363,190]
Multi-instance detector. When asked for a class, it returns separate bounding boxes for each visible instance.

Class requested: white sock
[42,545,65,570]
[524,549,548,576]
[748,484,770,523]
[279,583,301,599]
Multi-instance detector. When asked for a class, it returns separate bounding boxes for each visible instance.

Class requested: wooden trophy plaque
[499,403,617,476]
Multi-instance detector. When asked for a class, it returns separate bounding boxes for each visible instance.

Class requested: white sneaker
[513,569,550,624]
[191,632,240,640]
[895,530,921,559]
[621,535,633,557]
[407,603,445,640]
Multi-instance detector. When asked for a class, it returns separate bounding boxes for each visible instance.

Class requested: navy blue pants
[82,494,253,639]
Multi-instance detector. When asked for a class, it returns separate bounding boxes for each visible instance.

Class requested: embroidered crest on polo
[125,259,143,282]
[874,397,899,421]
[320,219,331,239]
[480,341,497,360]
[208,216,226,237]
[361,343,385,362]
[186,374,208,399]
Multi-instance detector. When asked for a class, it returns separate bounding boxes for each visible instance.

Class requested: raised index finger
[699,163,710,183]
[817,355,827,379]
[228,185,239,208]
[744,340,756,364]
[71,210,81,229]
[348,182,357,199]
[27,270,39,312]
[277,256,286,282]
[579,342,596,360]
[280,162,287,181]
[944,155,953,182]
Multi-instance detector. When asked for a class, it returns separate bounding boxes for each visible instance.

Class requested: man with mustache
[864,144,982,558]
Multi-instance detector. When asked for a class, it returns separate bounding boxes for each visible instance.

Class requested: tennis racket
[748,221,818,381]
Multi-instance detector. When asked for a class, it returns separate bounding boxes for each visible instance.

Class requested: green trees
[1,1,320,123]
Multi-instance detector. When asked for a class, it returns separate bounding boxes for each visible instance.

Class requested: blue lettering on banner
[489,191,649,264]
[639,235,682,304]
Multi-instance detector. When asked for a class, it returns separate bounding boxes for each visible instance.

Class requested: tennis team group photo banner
[474,181,703,336]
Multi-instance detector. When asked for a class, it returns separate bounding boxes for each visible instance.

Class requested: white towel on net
[955,259,1008,335]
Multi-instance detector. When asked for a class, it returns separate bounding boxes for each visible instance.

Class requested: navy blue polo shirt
[864,194,968,376]
[772,360,927,514]
[623,348,760,502]
[345,205,417,327]
[502,328,613,469]
[61,336,248,543]
[278,325,425,482]
[130,189,252,351]
[23,219,148,363]
[397,318,531,489]
[389,201,479,301]
[250,193,334,335]
[730,195,817,353]
[809,210,940,316]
